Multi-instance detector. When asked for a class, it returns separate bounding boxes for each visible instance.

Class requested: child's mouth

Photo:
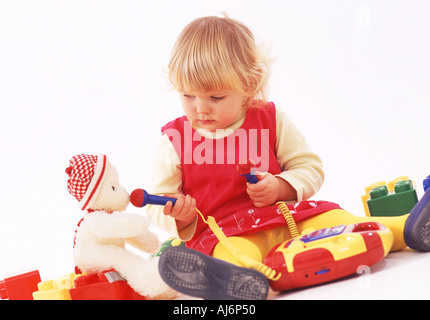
[199,120,215,125]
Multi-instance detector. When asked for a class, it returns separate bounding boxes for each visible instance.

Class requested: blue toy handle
[243,172,258,184]
[147,193,177,206]
[130,188,177,208]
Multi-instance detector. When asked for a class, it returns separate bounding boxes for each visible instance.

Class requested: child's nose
[196,99,211,114]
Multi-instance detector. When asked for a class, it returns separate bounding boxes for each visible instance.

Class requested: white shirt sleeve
[274,107,325,201]
[145,134,197,240]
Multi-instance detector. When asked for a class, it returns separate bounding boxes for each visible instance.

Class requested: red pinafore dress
[161,101,340,255]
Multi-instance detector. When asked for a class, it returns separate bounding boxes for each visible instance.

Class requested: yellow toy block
[33,273,84,300]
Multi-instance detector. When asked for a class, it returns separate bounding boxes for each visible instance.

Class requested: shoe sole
[404,189,430,251]
[158,246,269,300]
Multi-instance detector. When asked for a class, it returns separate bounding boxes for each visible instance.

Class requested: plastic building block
[361,181,387,217]
[367,180,418,217]
[361,176,418,217]
[33,273,82,300]
[264,222,393,292]
[33,270,147,300]
[0,269,41,300]
[69,270,147,300]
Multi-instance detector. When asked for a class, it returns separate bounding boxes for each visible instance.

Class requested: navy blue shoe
[158,246,269,300]
[404,188,430,251]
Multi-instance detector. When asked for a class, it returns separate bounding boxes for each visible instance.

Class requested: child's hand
[246,172,280,207]
[163,194,197,229]
[246,172,296,207]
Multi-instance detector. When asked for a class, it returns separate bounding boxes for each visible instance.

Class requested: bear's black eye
[112,186,115,191]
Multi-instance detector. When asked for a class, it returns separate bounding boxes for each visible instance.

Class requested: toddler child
[146,15,430,300]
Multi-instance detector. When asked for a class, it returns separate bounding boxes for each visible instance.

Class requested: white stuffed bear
[65,154,176,299]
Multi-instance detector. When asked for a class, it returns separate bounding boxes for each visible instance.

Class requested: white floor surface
[175,248,430,300]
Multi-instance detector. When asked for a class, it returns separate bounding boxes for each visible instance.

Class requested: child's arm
[275,107,324,200]
[247,107,324,206]
[145,135,198,241]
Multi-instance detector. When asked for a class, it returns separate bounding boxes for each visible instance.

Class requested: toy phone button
[315,269,330,275]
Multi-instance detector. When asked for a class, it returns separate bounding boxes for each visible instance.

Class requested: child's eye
[211,96,225,101]
[183,94,194,99]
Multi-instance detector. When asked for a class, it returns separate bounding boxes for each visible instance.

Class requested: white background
[1,0,429,299]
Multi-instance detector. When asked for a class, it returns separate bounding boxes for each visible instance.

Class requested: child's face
[179,89,246,132]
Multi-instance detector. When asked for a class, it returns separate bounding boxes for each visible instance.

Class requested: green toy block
[367,180,418,217]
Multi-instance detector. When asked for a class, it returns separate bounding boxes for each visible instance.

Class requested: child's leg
[404,188,430,251]
[299,209,408,252]
[159,246,269,300]
[212,234,267,266]
[212,227,291,265]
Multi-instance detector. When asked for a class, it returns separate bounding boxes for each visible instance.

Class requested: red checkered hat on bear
[65,154,108,210]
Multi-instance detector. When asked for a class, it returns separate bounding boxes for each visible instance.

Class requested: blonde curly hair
[167,15,272,104]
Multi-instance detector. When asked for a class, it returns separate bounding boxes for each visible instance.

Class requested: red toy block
[0,270,41,300]
[69,270,147,300]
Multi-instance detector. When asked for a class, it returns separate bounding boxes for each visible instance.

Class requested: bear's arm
[85,212,153,239]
